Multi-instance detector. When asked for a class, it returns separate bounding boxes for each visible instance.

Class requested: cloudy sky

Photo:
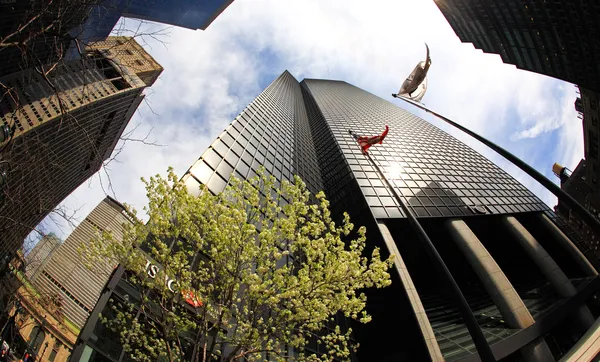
[37,0,584,240]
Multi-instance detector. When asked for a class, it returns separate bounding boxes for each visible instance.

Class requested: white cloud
[39,0,584,240]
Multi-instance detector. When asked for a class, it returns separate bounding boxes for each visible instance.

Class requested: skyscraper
[25,233,62,281]
[74,0,234,56]
[553,85,600,268]
[433,0,600,92]
[0,0,233,78]
[30,196,134,328]
[72,72,600,362]
[0,36,162,259]
[0,0,90,78]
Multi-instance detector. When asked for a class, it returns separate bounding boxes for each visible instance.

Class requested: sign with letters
[143,259,202,307]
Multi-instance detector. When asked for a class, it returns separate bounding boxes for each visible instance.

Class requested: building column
[535,213,597,277]
[501,216,595,329]
[446,219,555,362]
[377,222,444,362]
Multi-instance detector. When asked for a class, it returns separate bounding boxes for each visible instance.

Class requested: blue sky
[34,0,584,241]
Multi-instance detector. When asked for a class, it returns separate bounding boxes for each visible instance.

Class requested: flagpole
[394,95,600,238]
[350,130,496,362]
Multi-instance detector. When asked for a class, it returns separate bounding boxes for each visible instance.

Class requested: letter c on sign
[167,279,176,293]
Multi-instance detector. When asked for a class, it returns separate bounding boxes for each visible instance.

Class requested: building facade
[554,87,600,269]
[433,0,600,92]
[25,234,62,282]
[0,252,77,362]
[29,197,134,329]
[10,284,79,362]
[1,0,233,78]
[73,0,234,58]
[72,72,600,362]
[0,36,162,259]
[0,0,90,78]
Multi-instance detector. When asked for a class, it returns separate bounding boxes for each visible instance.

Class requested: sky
[35,0,585,240]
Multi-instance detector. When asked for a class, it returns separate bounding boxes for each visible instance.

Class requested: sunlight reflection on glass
[387,163,402,180]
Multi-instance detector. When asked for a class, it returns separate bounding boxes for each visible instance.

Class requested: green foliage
[83,168,392,362]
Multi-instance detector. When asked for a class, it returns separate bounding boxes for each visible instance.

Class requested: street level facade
[0,36,162,260]
[72,71,600,362]
[0,252,78,361]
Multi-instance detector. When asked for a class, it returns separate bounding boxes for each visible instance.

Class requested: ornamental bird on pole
[392,43,431,102]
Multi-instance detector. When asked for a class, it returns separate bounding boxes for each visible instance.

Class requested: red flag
[182,290,203,307]
[353,125,389,154]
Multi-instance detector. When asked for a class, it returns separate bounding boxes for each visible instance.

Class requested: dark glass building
[0,0,233,77]
[74,0,234,55]
[72,71,600,362]
[0,0,90,78]
[433,0,600,92]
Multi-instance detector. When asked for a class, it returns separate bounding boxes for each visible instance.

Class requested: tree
[82,168,393,362]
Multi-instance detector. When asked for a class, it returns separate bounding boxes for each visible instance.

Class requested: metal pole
[351,130,496,361]
[394,95,600,237]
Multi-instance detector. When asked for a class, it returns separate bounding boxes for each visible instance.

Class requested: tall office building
[0,36,162,260]
[72,0,234,58]
[553,87,600,268]
[1,0,233,78]
[72,72,600,362]
[435,0,600,276]
[433,0,600,92]
[25,233,62,281]
[0,0,91,78]
[30,197,134,328]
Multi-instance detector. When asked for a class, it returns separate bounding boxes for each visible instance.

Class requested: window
[135,59,144,66]
[49,341,61,362]
[87,51,131,90]
[29,325,46,354]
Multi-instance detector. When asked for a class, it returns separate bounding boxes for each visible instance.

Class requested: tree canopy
[83,168,393,362]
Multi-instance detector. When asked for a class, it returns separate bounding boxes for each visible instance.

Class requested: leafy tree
[82,168,393,362]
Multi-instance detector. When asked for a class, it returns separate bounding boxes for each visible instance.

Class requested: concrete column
[559,317,600,362]
[502,216,595,329]
[446,219,555,362]
[535,213,598,277]
[377,222,444,362]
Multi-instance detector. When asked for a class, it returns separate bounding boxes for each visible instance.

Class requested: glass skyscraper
[433,0,600,93]
[72,71,600,362]
[75,0,235,52]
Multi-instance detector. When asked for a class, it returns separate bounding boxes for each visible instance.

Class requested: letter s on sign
[148,264,158,278]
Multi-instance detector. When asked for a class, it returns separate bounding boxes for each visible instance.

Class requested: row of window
[302,78,547,219]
